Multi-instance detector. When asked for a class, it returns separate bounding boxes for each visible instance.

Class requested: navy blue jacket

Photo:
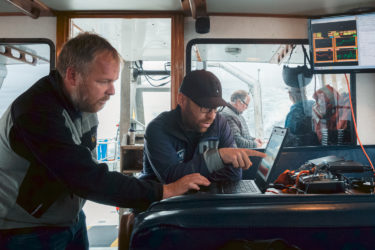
[141,106,242,183]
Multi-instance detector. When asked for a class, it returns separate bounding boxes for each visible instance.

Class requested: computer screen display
[257,127,287,182]
[309,12,375,73]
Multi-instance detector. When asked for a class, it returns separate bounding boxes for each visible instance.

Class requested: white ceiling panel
[1,0,375,16]
[39,0,181,11]
[207,0,375,16]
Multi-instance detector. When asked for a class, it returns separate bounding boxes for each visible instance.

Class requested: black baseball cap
[179,70,227,108]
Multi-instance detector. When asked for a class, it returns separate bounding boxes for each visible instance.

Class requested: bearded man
[141,70,265,184]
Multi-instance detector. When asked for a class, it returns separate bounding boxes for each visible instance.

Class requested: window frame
[0,38,56,70]
[57,13,184,139]
[186,38,357,147]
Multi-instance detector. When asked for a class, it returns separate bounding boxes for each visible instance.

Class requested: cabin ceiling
[1,0,374,65]
[0,0,375,16]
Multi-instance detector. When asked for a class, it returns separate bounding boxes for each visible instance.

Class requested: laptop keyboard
[223,180,259,194]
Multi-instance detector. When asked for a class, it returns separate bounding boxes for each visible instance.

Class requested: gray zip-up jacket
[220,105,257,148]
[0,70,162,229]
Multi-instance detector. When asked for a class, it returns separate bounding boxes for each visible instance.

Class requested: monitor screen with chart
[309,12,375,73]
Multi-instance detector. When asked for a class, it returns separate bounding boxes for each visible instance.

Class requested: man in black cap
[141,70,265,184]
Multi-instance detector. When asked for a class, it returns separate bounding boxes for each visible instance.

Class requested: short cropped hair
[57,32,119,77]
[230,90,249,103]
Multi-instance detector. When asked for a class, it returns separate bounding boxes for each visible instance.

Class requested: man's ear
[65,67,79,87]
[177,93,185,106]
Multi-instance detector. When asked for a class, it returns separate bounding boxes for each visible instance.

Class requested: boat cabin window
[0,39,54,117]
[70,18,172,140]
[187,39,355,148]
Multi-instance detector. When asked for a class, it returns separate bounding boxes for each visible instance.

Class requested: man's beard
[70,79,92,112]
[184,105,213,132]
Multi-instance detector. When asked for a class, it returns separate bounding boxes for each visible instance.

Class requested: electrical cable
[145,74,169,81]
[144,74,170,87]
[285,45,296,65]
[134,60,171,87]
[344,74,374,171]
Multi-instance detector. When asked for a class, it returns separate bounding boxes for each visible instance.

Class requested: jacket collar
[49,70,81,118]
[226,103,240,115]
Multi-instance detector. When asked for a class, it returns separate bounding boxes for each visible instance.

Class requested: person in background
[141,70,265,184]
[0,33,209,250]
[220,90,262,148]
[284,86,319,146]
[312,85,351,145]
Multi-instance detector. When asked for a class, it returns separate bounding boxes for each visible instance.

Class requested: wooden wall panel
[171,13,185,109]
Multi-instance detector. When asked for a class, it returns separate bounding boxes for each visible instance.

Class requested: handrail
[0,45,49,66]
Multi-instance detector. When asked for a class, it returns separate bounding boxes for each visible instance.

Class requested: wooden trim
[55,11,185,109]
[55,14,70,62]
[171,13,185,109]
[0,12,26,16]
[189,0,197,19]
[71,22,84,33]
[180,0,191,16]
[54,10,179,54]
[190,0,207,19]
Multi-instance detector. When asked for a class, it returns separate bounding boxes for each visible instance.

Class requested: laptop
[200,126,288,194]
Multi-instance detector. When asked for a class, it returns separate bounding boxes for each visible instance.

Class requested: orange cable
[344,74,374,171]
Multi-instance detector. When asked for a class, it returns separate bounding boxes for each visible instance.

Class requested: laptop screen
[257,127,288,182]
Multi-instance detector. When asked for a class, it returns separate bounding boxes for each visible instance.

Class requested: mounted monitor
[309,12,375,73]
